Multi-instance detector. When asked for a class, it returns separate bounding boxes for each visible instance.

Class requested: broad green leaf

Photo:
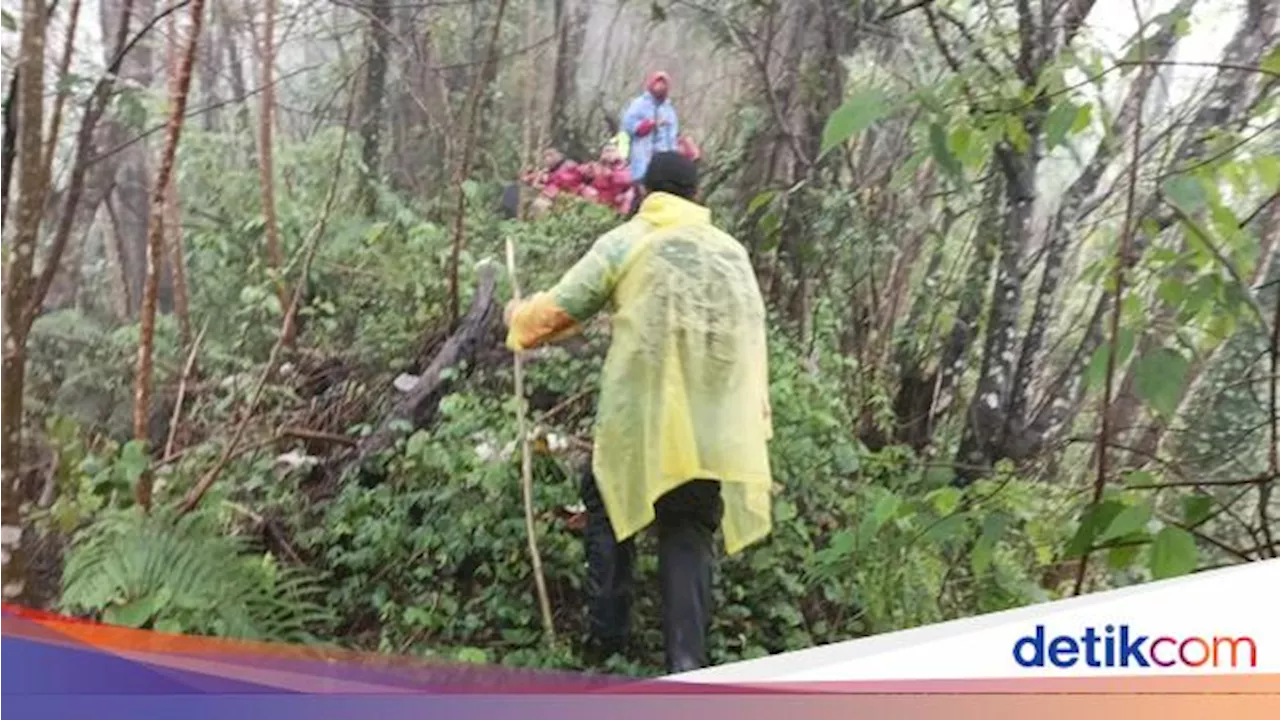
[1261,42,1280,76]
[1070,103,1094,134]
[774,499,797,523]
[923,463,956,487]
[871,492,902,529]
[1207,310,1238,341]
[118,440,149,486]
[1085,328,1135,392]
[1133,348,1190,417]
[1224,162,1250,198]
[747,190,776,216]
[928,486,962,515]
[1163,175,1206,213]
[759,210,782,250]
[1255,155,1280,193]
[929,123,963,179]
[924,512,969,544]
[833,443,860,474]
[1107,543,1143,570]
[820,88,889,156]
[1004,115,1032,154]
[1149,526,1198,579]
[1065,500,1126,558]
[1181,493,1214,527]
[948,124,972,157]
[1209,203,1240,241]
[971,513,1011,575]
[1157,278,1187,309]
[456,647,488,664]
[104,595,161,628]
[1043,102,1080,150]
[1097,501,1153,544]
[154,618,185,634]
[1121,470,1156,488]
[829,529,855,556]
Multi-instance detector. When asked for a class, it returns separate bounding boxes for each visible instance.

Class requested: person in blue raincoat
[621,71,679,183]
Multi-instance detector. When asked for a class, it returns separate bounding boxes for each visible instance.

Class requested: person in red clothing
[522,148,589,216]
[582,142,633,214]
[523,149,586,198]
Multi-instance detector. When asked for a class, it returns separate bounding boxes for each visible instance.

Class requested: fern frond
[59,506,333,642]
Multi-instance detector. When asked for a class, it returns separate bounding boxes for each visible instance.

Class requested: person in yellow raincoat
[504,152,773,673]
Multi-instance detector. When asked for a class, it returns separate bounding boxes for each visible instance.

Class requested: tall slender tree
[133,0,208,511]
[2,0,50,604]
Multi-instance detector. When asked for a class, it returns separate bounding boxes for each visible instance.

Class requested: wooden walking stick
[505,238,557,645]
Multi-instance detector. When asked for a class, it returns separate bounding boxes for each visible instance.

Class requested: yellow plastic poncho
[507,192,773,555]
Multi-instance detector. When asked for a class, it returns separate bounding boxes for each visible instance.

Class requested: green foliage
[1149,527,1198,580]
[28,8,1272,675]
[1042,101,1092,150]
[60,507,333,642]
[820,87,890,156]
[1132,348,1190,417]
[1163,175,1207,213]
[279,315,1059,672]
[27,310,181,440]
[929,122,964,181]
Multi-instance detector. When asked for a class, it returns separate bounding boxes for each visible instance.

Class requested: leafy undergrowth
[22,198,1196,676]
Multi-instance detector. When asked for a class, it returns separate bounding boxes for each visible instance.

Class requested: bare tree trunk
[105,194,134,316]
[108,0,163,316]
[359,0,392,215]
[548,0,587,154]
[2,0,50,605]
[133,0,207,511]
[221,4,252,137]
[930,175,1002,433]
[953,0,1100,481]
[255,0,288,340]
[41,0,84,183]
[447,0,511,324]
[1007,0,1195,431]
[166,9,192,350]
[198,0,222,132]
[0,0,57,226]
[1,75,17,227]
[28,0,137,322]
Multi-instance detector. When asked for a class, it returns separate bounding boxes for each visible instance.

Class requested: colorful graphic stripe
[3,604,1277,719]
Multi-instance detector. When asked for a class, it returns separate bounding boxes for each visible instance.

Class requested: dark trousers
[580,465,723,673]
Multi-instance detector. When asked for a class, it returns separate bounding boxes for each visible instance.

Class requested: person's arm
[506,234,624,351]
[622,97,654,137]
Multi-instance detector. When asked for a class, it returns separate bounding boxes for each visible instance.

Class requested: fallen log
[351,263,500,469]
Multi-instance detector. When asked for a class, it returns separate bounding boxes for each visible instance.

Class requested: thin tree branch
[1123,472,1279,490]
[164,320,208,458]
[1117,59,1280,79]
[1075,0,1147,597]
